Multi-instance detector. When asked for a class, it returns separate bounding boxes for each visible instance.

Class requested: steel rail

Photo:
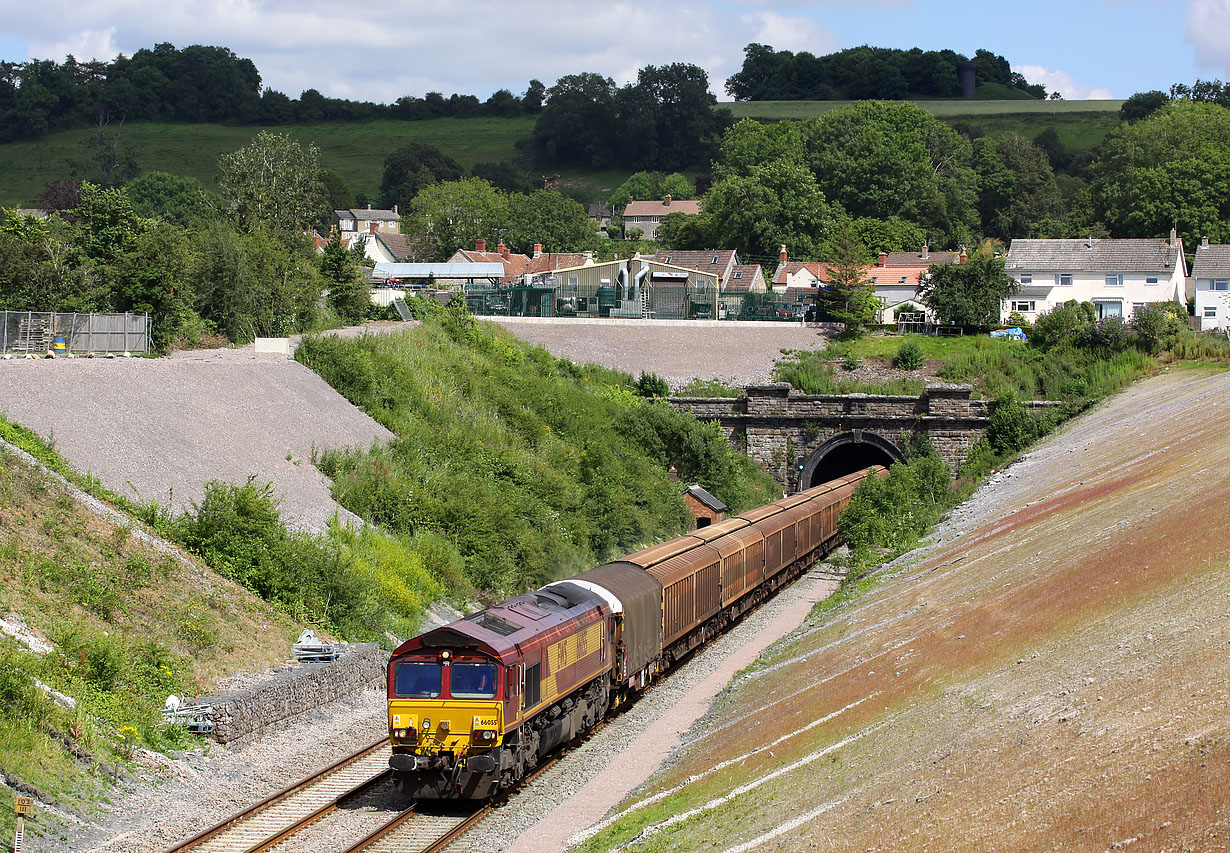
[162,736,391,853]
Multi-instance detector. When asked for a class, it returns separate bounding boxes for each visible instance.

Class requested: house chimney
[476,238,486,252]
[369,221,377,235]
[779,245,788,264]
[1203,236,1210,247]
[663,194,672,206]
[392,204,398,215]
[367,203,372,210]
[878,251,888,266]
[498,241,510,259]
[533,243,543,258]
[959,246,968,265]
[921,242,929,261]
[582,250,594,263]
[1170,227,1178,247]
[1086,235,1093,249]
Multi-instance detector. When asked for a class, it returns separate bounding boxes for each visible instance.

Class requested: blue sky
[0,0,1225,102]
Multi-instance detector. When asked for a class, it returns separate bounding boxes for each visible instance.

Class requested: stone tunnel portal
[802,431,904,490]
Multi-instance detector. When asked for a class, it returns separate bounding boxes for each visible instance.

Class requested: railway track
[163,737,393,853]
[340,803,487,853]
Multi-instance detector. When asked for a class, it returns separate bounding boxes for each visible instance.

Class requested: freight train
[386,467,883,799]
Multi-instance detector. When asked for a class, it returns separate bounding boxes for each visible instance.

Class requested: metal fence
[1,311,150,355]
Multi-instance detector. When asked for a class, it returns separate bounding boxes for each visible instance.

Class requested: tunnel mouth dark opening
[805,437,901,489]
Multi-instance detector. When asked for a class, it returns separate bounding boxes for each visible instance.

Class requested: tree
[71,116,139,187]
[379,143,463,212]
[1120,90,1168,123]
[505,190,597,254]
[110,223,195,350]
[917,241,1018,328]
[973,135,1062,239]
[319,232,369,323]
[404,178,510,261]
[218,130,328,236]
[799,102,979,246]
[318,168,354,211]
[71,181,146,262]
[1090,101,1230,248]
[533,73,619,167]
[521,79,546,113]
[470,161,537,194]
[849,217,927,257]
[124,171,223,226]
[817,223,879,335]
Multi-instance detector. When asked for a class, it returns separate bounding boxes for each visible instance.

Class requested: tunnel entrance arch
[800,431,904,490]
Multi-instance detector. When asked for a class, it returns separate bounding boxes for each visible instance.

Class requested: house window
[696,280,707,293]
[1105,274,1123,287]
[733,271,743,279]
[1146,276,1158,285]
[711,255,718,264]
[1132,303,1146,314]
[1020,274,1032,285]
[567,277,579,291]
[1212,279,1230,291]
[1094,300,1123,319]
[1011,301,1036,313]
[870,276,878,283]
[1205,306,1218,318]
[1056,273,1072,286]
[663,256,671,263]
[898,276,908,283]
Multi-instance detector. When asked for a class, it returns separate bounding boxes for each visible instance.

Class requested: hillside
[0,98,1125,207]
[725,98,1124,154]
[575,366,1230,852]
[0,437,303,848]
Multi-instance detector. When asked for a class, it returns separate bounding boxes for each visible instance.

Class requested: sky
[0,0,1228,103]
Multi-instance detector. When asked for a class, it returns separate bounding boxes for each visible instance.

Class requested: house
[773,245,964,322]
[683,484,727,530]
[622,195,702,241]
[1003,234,1187,324]
[447,239,594,284]
[333,205,401,237]
[586,202,613,231]
[1192,237,1230,331]
[644,250,768,294]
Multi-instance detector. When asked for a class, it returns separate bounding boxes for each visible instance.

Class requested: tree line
[0,43,546,143]
[725,44,1047,102]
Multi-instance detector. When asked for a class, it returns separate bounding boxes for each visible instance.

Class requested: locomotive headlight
[473,729,497,742]
[422,718,431,730]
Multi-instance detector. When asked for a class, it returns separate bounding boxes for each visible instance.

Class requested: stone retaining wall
[200,643,389,744]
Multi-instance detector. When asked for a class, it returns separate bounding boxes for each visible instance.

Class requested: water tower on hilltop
[957,61,977,98]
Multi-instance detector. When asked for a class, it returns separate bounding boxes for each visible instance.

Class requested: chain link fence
[1,311,150,355]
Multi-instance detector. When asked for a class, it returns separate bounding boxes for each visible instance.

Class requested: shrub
[1129,303,1181,354]
[987,396,1032,456]
[842,352,863,371]
[1030,300,1092,350]
[895,339,925,371]
[635,372,670,398]
[839,455,956,561]
[1088,316,1129,350]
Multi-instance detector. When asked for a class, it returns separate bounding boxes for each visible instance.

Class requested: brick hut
[683,484,727,530]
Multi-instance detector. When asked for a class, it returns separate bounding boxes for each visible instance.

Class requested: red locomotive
[387,468,882,798]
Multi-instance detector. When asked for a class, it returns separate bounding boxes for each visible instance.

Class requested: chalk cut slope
[579,368,1230,852]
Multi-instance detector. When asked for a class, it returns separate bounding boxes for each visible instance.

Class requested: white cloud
[1186,0,1230,70]
[26,28,119,64]
[1016,65,1116,100]
[744,11,840,55]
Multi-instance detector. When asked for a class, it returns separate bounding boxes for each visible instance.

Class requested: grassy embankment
[0,99,1121,207]
[295,300,779,596]
[0,434,301,847]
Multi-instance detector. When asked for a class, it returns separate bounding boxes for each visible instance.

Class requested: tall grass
[297,300,779,597]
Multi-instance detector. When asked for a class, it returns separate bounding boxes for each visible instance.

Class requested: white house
[1002,234,1187,323]
[1192,237,1230,331]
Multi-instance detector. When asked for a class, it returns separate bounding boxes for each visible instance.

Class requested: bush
[842,352,863,371]
[839,455,956,560]
[895,339,925,370]
[987,396,1032,456]
[635,371,670,398]
[1129,303,1182,354]
[1088,315,1129,350]
[1030,300,1092,350]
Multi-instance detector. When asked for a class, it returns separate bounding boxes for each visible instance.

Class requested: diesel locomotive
[386,467,883,799]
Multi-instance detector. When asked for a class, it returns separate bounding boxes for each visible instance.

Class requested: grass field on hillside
[725,98,1124,152]
[0,117,537,206]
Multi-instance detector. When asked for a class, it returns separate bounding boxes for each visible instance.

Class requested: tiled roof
[455,248,532,280]
[773,262,833,285]
[1192,243,1230,279]
[377,232,413,262]
[335,208,401,222]
[883,251,960,265]
[527,253,591,275]
[586,203,612,218]
[1005,238,1183,273]
[623,199,702,217]
[724,264,763,293]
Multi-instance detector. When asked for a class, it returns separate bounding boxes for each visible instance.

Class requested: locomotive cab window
[393,661,442,698]
[451,663,498,699]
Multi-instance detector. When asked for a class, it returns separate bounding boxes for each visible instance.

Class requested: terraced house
[1002,234,1187,323]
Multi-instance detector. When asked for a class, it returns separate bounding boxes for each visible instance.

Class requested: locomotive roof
[392,586,606,661]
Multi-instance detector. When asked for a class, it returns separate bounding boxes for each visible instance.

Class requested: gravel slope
[0,347,393,531]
